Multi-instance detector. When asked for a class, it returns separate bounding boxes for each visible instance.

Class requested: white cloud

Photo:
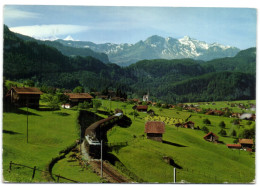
[4,6,40,20]
[9,24,89,39]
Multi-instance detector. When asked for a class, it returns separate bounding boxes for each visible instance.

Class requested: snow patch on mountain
[57,35,240,66]
[64,35,75,41]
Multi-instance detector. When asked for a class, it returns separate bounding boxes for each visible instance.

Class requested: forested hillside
[14,30,110,63]
[3,25,256,104]
[201,48,256,74]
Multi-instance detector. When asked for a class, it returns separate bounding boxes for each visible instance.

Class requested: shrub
[201,126,209,134]
[203,118,211,125]
[129,111,139,117]
[219,121,226,129]
[231,119,240,125]
[230,129,237,137]
[218,129,227,137]
[78,101,92,109]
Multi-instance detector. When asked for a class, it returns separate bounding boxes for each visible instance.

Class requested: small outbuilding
[203,132,219,143]
[65,93,93,107]
[145,121,165,142]
[136,105,148,112]
[182,121,195,129]
[147,109,155,116]
[226,144,242,150]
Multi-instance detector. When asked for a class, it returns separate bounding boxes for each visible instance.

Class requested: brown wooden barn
[203,132,219,143]
[182,121,195,129]
[226,144,242,150]
[65,93,93,107]
[145,121,165,142]
[136,105,148,112]
[6,87,43,108]
[239,139,254,152]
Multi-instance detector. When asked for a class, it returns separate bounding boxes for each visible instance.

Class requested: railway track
[92,160,128,183]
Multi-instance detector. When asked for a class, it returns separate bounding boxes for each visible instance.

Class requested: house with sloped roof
[203,132,219,143]
[226,144,242,150]
[6,87,43,108]
[65,93,93,107]
[239,139,254,151]
[145,121,165,142]
[136,105,148,112]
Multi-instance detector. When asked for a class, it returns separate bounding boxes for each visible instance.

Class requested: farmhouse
[203,132,219,143]
[239,139,254,152]
[239,113,255,121]
[145,121,165,142]
[65,93,93,107]
[6,87,43,108]
[136,105,148,112]
[182,121,195,129]
[147,109,155,116]
[226,144,242,150]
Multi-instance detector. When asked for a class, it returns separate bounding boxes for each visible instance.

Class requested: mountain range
[3,25,256,103]
[57,35,240,66]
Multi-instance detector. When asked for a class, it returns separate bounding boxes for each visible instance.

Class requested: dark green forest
[3,25,256,104]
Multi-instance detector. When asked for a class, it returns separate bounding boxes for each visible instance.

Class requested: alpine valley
[4,25,256,104]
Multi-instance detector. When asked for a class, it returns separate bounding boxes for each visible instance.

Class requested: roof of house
[239,113,253,120]
[10,87,43,95]
[203,132,219,139]
[226,144,242,148]
[239,139,254,145]
[145,121,165,134]
[65,93,93,99]
[136,105,148,110]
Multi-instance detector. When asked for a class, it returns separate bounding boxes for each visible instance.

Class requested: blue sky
[4,5,256,49]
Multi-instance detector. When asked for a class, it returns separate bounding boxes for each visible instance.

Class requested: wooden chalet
[203,132,219,143]
[174,121,195,129]
[145,121,165,142]
[136,105,148,112]
[239,139,254,152]
[6,87,43,108]
[183,121,195,129]
[65,93,93,107]
[239,113,256,121]
[226,144,242,150]
[147,109,155,116]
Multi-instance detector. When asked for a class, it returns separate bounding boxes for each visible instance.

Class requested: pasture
[104,100,255,183]
[2,99,255,183]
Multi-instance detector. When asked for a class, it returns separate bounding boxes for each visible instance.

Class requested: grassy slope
[189,100,256,114]
[51,149,102,183]
[3,107,99,182]
[103,100,255,183]
[3,99,255,183]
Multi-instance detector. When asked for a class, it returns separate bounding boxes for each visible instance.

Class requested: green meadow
[2,99,255,183]
[3,106,99,182]
[103,100,255,183]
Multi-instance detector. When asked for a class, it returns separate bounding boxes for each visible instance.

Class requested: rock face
[57,35,240,66]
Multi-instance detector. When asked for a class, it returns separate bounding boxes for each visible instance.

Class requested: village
[3,84,256,183]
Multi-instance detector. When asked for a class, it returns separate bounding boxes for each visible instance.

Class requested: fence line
[9,161,80,183]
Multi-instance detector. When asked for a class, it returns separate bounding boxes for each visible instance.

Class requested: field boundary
[8,161,80,183]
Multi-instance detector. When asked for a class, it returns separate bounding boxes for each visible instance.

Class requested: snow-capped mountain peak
[64,35,75,41]
[57,35,240,66]
[35,35,59,41]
